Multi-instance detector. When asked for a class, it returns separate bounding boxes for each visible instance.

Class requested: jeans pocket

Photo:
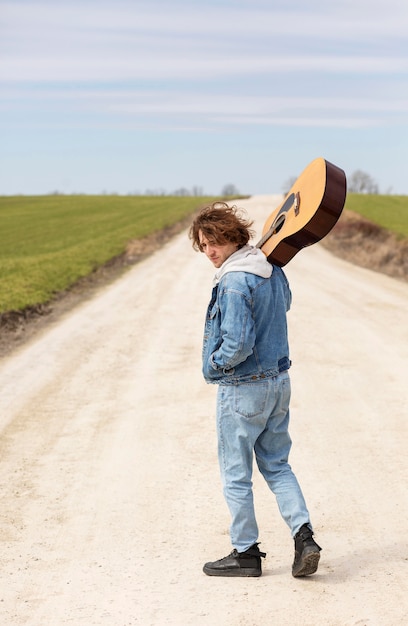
[233,382,269,419]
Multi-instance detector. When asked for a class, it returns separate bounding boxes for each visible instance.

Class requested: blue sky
[1,0,407,196]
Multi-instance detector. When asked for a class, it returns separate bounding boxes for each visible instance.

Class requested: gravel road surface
[0,195,407,625]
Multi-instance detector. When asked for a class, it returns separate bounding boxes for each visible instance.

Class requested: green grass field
[0,195,216,313]
[345,193,408,238]
[1,192,407,315]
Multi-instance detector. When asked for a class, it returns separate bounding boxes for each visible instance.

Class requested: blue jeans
[216,372,311,552]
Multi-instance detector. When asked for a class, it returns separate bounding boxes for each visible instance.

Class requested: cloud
[1,0,407,132]
[2,52,407,83]
[1,0,407,83]
[2,84,406,132]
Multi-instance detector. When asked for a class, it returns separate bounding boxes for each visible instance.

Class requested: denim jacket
[202,254,292,385]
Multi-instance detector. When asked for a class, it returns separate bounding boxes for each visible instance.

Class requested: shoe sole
[292,551,320,577]
[203,566,262,577]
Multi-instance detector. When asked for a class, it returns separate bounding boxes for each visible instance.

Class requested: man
[189,201,321,578]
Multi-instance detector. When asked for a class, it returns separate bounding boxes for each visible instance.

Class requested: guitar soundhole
[273,214,286,234]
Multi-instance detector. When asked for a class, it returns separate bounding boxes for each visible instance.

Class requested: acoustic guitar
[256,157,347,266]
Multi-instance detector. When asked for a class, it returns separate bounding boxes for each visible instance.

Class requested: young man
[189,201,321,578]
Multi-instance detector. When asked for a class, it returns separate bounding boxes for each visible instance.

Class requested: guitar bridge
[294,192,300,216]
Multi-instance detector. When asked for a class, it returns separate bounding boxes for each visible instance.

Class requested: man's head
[189,201,254,268]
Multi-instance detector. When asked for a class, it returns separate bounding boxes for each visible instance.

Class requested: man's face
[198,230,238,268]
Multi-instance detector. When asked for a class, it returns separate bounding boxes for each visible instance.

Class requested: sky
[1,0,408,196]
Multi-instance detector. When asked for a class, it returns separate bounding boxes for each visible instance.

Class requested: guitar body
[257,157,347,266]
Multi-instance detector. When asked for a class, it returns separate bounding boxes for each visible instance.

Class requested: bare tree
[173,187,190,196]
[348,170,379,194]
[221,183,239,196]
[282,176,297,196]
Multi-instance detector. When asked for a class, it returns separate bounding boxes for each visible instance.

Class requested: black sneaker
[292,524,322,577]
[203,543,266,577]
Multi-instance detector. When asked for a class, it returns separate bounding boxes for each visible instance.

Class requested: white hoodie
[213,244,273,286]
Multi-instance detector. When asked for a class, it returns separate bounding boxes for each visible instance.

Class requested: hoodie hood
[213,244,272,286]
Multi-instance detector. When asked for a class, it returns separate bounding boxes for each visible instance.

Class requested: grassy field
[345,193,408,238]
[1,192,407,315]
[0,195,217,313]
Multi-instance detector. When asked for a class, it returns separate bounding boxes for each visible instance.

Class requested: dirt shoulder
[1,206,407,358]
[321,208,408,283]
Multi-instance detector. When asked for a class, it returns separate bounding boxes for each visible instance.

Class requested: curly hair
[189,201,254,252]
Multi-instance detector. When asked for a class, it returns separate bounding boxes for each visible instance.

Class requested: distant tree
[145,188,167,195]
[348,170,379,194]
[221,183,239,196]
[173,187,190,196]
[282,176,297,196]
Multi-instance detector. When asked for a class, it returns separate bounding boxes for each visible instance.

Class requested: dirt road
[1,195,407,626]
